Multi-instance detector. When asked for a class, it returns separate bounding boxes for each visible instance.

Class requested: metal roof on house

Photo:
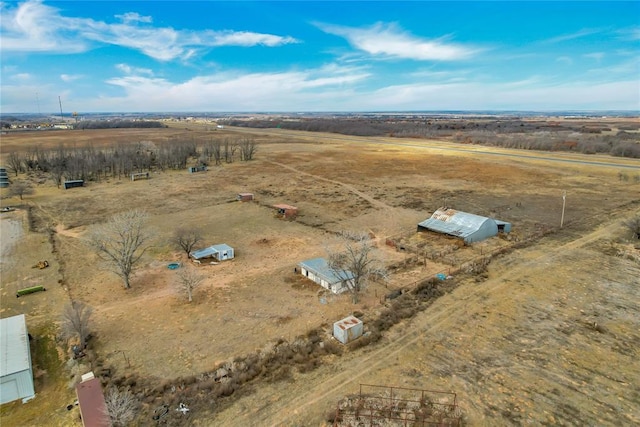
[1,314,30,377]
[76,377,110,427]
[418,208,494,239]
[299,257,355,285]
[190,244,233,260]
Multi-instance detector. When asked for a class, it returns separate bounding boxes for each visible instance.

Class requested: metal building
[333,315,363,344]
[0,314,35,404]
[190,244,234,261]
[75,372,109,427]
[299,257,354,294]
[273,204,298,218]
[418,207,511,244]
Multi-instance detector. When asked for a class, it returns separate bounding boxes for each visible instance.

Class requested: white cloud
[616,26,640,41]
[200,30,299,47]
[583,52,605,62]
[556,56,573,65]
[11,73,32,81]
[60,74,83,82]
[0,0,299,60]
[115,64,154,76]
[543,28,601,44]
[115,12,152,24]
[317,22,479,61]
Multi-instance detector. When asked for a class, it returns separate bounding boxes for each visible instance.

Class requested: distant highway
[227,126,640,170]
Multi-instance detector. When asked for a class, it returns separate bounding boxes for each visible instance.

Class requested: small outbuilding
[417,207,511,244]
[273,204,298,218]
[75,372,109,427]
[188,165,207,173]
[64,180,84,190]
[333,315,364,344]
[190,244,234,261]
[299,257,354,294]
[0,314,35,404]
[237,193,254,202]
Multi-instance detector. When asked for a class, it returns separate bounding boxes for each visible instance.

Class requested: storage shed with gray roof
[418,207,511,244]
[0,314,35,404]
[190,244,234,261]
[299,257,355,294]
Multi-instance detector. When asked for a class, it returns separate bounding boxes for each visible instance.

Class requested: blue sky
[1,1,639,113]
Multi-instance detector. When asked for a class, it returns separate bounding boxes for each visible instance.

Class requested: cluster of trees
[222,117,639,158]
[75,120,166,130]
[5,137,257,186]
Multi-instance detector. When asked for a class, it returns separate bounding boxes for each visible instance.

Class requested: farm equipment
[16,285,46,297]
[32,260,49,269]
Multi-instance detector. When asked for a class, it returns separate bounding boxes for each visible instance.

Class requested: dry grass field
[1,122,639,426]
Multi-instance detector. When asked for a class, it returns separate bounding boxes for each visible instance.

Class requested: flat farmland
[1,124,639,426]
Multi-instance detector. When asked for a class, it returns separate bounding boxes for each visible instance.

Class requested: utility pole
[560,190,567,228]
[58,96,64,121]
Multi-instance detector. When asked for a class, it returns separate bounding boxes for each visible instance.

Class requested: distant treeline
[75,120,166,130]
[4,137,257,186]
[221,118,640,158]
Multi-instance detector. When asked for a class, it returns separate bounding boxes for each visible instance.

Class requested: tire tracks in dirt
[267,160,393,211]
[217,208,639,426]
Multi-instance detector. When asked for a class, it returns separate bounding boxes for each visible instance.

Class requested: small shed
[333,315,363,344]
[0,314,35,404]
[64,180,84,190]
[273,204,298,218]
[188,165,207,173]
[417,207,511,244]
[0,167,8,188]
[190,244,234,261]
[237,193,254,202]
[299,257,354,294]
[75,373,109,427]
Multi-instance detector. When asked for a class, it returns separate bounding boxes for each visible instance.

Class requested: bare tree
[327,231,388,304]
[104,387,138,427]
[623,216,640,239]
[6,152,25,176]
[61,301,92,349]
[9,180,34,200]
[239,138,258,161]
[177,266,205,302]
[89,210,150,289]
[173,227,203,258]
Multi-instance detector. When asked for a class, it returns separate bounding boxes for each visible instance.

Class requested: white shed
[333,315,363,344]
[0,314,35,404]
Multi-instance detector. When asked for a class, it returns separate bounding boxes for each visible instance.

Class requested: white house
[299,257,355,294]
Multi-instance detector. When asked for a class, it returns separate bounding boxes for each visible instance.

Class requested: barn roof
[190,244,233,260]
[418,208,493,239]
[76,377,109,427]
[1,314,30,377]
[299,257,355,285]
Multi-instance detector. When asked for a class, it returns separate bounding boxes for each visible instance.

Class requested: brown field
[1,124,639,426]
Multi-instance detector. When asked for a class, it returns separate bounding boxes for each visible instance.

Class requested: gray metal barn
[0,314,35,404]
[418,207,511,244]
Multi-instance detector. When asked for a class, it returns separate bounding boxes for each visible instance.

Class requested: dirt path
[213,207,640,426]
[267,160,393,210]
